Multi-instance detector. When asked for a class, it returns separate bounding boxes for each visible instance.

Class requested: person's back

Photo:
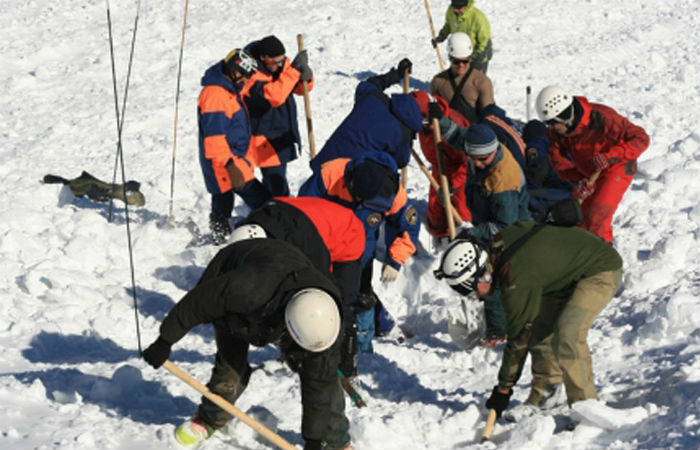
[311,59,421,172]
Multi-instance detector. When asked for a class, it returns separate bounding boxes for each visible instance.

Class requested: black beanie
[522,120,547,143]
[350,160,390,201]
[452,0,469,8]
[257,35,286,57]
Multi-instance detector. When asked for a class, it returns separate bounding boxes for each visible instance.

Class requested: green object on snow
[43,171,145,206]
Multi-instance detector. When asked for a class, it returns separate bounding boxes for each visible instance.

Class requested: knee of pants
[552,325,583,361]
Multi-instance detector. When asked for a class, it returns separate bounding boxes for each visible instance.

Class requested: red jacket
[547,96,649,182]
[276,197,365,264]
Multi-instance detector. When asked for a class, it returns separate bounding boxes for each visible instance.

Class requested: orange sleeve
[388,231,417,265]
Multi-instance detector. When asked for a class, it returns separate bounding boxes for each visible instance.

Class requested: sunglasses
[263,56,285,68]
[449,57,471,66]
[545,104,574,127]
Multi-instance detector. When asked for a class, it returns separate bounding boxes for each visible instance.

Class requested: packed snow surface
[1,0,699,449]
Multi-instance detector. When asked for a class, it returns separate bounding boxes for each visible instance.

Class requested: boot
[174,416,215,446]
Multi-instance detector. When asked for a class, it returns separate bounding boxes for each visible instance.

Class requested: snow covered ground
[1,0,699,449]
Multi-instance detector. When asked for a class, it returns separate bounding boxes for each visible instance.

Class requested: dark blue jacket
[310,79,422,171]
[299,151,420,268]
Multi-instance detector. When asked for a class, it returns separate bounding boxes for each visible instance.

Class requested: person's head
[285,288,341,352]
[409,90,449,128]
[347,157,399,208]
[463,124,499,169]
[434,238,491,297]
[229,224,267,244]
[451,0,470,14]
[535,85,575,136]
[447,32,473,76]
[223,48,258,83]
[256,35,286,73]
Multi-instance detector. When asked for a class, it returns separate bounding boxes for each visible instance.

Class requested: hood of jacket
[390,94,424,133]
[201,61,239,92]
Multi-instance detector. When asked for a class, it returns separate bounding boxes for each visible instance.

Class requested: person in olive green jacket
[437,222,623,420]
[432,0,493,72]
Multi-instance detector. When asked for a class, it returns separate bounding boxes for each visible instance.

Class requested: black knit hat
[349,160,390,201]
[257,35,286,57]
[451,0,469,8]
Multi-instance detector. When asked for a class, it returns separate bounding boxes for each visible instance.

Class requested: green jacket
[437,0,492,65]
[493,222,623,388]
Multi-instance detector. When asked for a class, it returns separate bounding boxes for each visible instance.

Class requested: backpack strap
[447,68,477,122]
[492,223,546,276]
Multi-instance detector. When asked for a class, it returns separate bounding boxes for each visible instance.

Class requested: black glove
[292,49,309,72]
[355,291,378,312]
[485,385,513,419]
[526,155,551,186]
[142,337,172,369]
[304,439,322,450]
[397,57,412,76]
[431,37,438,48]
[428,102,443,122]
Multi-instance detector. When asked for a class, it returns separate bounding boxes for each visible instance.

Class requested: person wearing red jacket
[237,197,366,376]
[535,85,649,243]
[411,90,472,238]
[241,35,314,198]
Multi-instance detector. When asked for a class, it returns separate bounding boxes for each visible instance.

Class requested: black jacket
[159,239,342,442]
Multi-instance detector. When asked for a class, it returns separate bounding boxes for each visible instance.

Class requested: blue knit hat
[464,124,498,156]
[349,159,390,201]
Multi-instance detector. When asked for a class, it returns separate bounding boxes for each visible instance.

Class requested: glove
[300,65,313,82]
[355,291,378,312]
[592,153,610,171]
[428,102,443,122]
[485,385,513,419]
[573,178,595,201]
[304,440,322,450]
[397,57,412,76]
[431,37,438,48]
[380,264,399,282]
[291,50,308,70]
[142,337,172,369]
[526,156,551,186]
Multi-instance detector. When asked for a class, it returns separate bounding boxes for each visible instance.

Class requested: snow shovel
[162,360,298,450]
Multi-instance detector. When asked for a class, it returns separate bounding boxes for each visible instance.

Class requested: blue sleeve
[298,172,328,198]
[226,109,251,157]
[468,190,524,243]
[383,201,421,269]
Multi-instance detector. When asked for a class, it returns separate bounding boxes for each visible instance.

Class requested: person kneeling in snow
[435,221,622,421]
[142,239,352,450]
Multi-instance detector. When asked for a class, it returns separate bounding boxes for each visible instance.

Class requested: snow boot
[174,416,215,447]
[503,402,539,422]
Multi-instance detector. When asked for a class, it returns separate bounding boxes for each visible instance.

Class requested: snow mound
[570,400,647,431]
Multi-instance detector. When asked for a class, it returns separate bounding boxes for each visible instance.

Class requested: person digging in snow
[535,85,649,244]
[432,0,493,73]
[142,239,352,450]
[233,196,366,378]
[435,221,622,421]
[299,150,420,354]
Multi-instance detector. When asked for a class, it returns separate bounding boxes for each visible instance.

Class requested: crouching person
[142,239,352,450]
[436,222,622,420]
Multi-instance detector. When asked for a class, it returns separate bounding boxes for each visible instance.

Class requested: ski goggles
[545,103,575,127]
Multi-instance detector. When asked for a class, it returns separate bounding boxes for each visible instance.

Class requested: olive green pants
[526,268,622,405]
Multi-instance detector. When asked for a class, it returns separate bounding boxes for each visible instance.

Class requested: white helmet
[285,288,341,352]
[535,85,573,122]
[447,32,473,59]
[434,239,489,295]
[229,224,267,244]
[224,48,258,77]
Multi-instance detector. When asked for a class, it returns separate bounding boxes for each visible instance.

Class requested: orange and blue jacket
[298,151,420,268]
[198,61,255,194]
[241,44,314,168]
[547,96,649,182]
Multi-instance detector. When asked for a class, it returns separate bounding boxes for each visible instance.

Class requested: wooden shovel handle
[162,360,299,450]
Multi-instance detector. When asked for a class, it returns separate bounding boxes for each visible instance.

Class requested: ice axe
[162,360,299,450]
